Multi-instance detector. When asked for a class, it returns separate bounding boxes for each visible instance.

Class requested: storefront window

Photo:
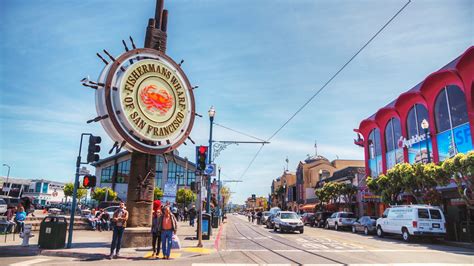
[406,104,433,164]
[385,118,404,170]
[435,85,472,161]
[156,155,164,188]
[116,160,130,183]
[368,128,382,177]
[101,166,113,183]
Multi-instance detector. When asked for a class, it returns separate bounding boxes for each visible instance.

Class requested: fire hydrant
[20,224,33,247]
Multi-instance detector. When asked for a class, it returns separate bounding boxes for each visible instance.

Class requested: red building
[355,46,474,219]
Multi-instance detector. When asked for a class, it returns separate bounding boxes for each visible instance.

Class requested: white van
[376,205,446,242]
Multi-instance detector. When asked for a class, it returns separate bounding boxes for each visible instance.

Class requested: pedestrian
[86,209,97,230]
[15,206,26,233]
[6,206,16,233]
[100,209,110,231]
[247,211,251,222]
[110,201,129,259]
[251,210,256,223]
[95,209,103,232]
[158,206,177,260]
[257,210,263,225]
[183,207,188,222]
[189,205,196,227]
[171,205,179,220]
[151,209,162,258]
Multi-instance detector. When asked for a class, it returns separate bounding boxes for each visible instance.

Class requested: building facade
[355,46,473,239]
[1,177,65,206]
[94,151,196,201]
[296,156,364,212]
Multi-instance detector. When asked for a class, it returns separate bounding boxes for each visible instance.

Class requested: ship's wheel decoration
[83,41,198,155]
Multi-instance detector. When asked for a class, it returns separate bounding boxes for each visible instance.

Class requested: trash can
[38,216,68,249]
[459,221,474,242]
[212,214,219,228]
[201,213,212,240]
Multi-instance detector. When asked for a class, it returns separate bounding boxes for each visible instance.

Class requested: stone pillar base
[121,227,152,248]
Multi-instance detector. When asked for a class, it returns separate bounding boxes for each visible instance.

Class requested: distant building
[94,150,196,201]
[1,176,65,206]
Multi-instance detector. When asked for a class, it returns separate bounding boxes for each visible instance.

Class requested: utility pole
[196,175,203,247]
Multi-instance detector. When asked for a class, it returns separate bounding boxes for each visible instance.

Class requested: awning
[301,204,317,211]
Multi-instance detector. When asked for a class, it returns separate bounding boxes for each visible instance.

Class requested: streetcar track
[231,221,302,265]
[236,217,347,265]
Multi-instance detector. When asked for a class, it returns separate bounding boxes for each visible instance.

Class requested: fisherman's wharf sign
[95,48,195,154]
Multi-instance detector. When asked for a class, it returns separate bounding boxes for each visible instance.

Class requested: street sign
[79,167,90,176]
[204,163,216,176]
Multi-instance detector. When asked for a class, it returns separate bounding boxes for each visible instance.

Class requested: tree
[91,187,117,202]
[176,188,196,206]
[442,151,474,208]
[63,182,87,201]
[340,183,358,210]
[154,187,164,200]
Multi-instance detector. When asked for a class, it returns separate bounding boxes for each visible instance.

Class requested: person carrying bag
[157,206,177,260]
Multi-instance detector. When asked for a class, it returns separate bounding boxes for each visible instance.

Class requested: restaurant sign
[397,133,428,149]
[95,48,195,155]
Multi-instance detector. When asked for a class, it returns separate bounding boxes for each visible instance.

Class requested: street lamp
[217,166,221,222]
[420,119,431,163]
[207,106,215,213]
[2,164,10,196]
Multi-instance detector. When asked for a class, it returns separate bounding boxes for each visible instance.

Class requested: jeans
[89,220,96,230]
[110,226,124,255]
[161,230,173,257]
[190,218,195,227]
[152,232,161,255]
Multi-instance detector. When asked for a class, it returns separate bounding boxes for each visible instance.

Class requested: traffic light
[87,135,102,163]
[196,145,208,171]
[83,175,97,188]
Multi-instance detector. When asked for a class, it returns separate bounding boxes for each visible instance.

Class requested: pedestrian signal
[83,175,97,188]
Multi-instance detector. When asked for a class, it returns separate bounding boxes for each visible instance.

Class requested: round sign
[96,48,195,154]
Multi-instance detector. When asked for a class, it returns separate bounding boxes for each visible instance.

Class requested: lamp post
[2,164,10,196]
[421,119,431,163]
[217,166,221,223]
[207,106,215,213]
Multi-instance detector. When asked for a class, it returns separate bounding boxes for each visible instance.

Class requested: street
[2,214,473,265]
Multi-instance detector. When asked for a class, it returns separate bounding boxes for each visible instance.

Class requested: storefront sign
[95,48,195,155]
[397,134,427,149]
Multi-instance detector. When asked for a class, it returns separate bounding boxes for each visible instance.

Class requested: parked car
[0,198,7,215]
[376,205,446,242]
[0,196,21,209]
[266,213,276,229]
[261,211,270,224]
[273,211,304,233]
[352,216,378,235]
[98,201,120,209]
[266,207,281,229]
[301,213,315,226]
[104,205,120,218]
[325,212,357,231]
[313,211,333,227]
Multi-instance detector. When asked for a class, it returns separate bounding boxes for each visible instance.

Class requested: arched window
[385,118,404,169]
[406,104,432,163]
[434,85,472,161]
[368,128,382,177]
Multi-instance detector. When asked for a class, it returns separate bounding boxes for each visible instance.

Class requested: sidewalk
[0,220,225,261]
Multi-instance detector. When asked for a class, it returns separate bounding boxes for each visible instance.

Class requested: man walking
[189,205,196,227]
[158,206,177,260]
[110,201,128,259]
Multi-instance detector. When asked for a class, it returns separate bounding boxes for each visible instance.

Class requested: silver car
[325,212,357,231]
[0,198,7,215]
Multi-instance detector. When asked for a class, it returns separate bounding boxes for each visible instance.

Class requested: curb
[214,223,224,251]
[440,240,474,250]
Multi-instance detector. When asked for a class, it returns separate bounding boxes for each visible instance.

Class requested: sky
[0,0,472,204]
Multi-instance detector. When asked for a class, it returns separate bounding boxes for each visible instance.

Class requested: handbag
[171,234,181,249]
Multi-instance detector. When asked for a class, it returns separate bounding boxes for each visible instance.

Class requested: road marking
[10,259,51,266]
[221,248,474,255]
[194,264,474,266]
[144,251,182,259]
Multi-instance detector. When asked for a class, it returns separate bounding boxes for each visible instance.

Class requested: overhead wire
[237,0,412,181]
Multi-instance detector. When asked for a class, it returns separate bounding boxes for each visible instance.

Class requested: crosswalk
[192,264,474,266]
